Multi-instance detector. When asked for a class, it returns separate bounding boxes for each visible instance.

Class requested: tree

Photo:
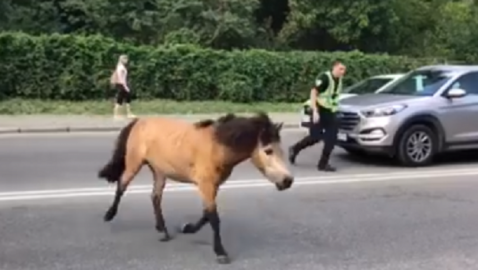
[278,0,398,51]
[1,0,478,62]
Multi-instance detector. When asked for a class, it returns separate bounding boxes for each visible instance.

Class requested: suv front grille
[337,111,360,130]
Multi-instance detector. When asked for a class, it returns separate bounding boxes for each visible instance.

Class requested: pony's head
[208,112,294,191]
[249,114,294,191]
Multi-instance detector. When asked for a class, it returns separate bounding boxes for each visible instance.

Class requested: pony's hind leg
[104,153,143,222]
[180,181,230,264]
[147,164,171,242]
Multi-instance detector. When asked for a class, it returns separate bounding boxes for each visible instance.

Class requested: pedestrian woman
[288,61,346,172]
[110,54,135,119]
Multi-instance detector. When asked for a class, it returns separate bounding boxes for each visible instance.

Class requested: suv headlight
[361,104,407,117]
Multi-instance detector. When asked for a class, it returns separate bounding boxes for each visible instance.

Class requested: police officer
[288,61,346,172]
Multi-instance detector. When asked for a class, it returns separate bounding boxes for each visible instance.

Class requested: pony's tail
[98,119,138,183]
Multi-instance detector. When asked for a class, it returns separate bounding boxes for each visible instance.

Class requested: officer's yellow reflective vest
[303,71,342,112]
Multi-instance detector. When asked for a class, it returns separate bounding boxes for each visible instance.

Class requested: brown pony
[98,112,294,264]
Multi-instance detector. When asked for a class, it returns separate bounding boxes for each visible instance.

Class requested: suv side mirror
[446,88,466,99]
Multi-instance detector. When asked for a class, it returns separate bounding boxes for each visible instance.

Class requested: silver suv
[336,65,478,167]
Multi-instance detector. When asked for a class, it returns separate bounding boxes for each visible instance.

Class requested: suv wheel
[395,124,437,167]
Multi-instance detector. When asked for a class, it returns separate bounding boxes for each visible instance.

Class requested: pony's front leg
[149,165,171,242]
[205,205,229,264]
[180,182,230,264]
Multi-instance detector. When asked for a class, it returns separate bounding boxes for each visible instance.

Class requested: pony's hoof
[159,234,172,242]
[216,255,231,264]
[180,223,195,234]
[103,209,116,222]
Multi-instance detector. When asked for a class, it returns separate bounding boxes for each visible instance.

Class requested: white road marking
[0,168,477,202]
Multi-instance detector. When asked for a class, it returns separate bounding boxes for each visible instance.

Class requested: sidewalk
[0,113,301,134]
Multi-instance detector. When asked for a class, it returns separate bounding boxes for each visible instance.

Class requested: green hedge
[0,32,433,102]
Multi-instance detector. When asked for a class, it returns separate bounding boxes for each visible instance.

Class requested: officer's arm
[311,73,329,112]
[310,88,318,112]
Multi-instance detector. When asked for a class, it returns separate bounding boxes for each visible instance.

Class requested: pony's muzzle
[275,176,294,191]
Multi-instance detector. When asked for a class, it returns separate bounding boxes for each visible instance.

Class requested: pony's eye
[264,148,273,155]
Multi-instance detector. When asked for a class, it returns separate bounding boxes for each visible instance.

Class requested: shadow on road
[335,149,478,167]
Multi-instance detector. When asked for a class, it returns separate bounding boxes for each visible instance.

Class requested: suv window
[345,78,394,94]
[448,72,478,95]
[380,69,453,96]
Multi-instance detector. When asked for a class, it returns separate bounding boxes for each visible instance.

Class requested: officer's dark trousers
[292,109,338,167]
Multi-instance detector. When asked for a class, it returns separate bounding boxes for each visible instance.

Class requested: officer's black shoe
[318,164,336,172]
[288,146,297,165]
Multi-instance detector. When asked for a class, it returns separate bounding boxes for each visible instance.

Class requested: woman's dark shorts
[114,84,131,105]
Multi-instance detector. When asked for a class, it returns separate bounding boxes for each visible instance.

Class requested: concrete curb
[0,122,300,134]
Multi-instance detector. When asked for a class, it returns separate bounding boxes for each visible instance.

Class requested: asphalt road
[1,131,478,270]
[0,130,385,192]
[2,130,478,192]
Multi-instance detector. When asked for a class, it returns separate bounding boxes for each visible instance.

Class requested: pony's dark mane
[193,113,237,128]
[194,119,215,128]
[196,112,281,152]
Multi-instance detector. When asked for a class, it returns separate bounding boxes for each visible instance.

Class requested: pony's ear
[274,122,284,131]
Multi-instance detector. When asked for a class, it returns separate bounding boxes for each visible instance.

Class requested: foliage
[1,0,476,62]
[0,0,475,103]
[0,32,436,102]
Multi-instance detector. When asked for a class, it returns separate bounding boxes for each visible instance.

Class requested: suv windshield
[344,77,394,94]
[379,70,452,96]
